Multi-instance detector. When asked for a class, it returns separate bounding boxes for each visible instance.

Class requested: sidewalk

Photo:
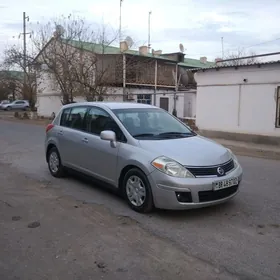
[213,138,280,160]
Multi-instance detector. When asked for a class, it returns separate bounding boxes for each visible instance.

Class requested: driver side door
[82,106,125,185]
[13,101,24,109]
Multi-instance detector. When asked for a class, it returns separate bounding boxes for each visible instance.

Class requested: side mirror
[100,130,117,147]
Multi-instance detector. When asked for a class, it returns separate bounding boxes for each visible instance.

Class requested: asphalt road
[1,120,280,280]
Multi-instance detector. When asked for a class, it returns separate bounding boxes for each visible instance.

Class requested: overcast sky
[1,0,280,62]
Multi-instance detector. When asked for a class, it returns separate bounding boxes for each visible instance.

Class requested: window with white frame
[137,94,151,104]
[276,86,280,128]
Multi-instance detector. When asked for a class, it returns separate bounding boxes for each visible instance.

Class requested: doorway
[160,97,169,111]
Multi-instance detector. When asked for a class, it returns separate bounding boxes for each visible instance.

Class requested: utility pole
[221,37,224,59]
[119,0,123,43]
[148,11,152,52]
[22,12,30,96]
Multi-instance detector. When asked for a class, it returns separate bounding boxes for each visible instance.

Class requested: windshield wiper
[157,132,195,138]
[158,132,192,136]
[132,133,155,138]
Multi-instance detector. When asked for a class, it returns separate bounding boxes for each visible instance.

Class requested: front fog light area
[175,191,193,203]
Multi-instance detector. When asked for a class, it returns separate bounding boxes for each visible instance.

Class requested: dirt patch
[0,161,237,280]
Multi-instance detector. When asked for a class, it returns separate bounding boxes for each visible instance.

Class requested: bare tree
[0,70,16,101]
[218,48,260,66]
[32,14,119,104]
[0,72,18,101]
[1,46,37,108]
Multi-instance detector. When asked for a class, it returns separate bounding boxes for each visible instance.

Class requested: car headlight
[151,156,194,178]
[227,148,239,165]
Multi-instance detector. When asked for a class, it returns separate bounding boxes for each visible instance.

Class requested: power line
[187,37,280,57]
[217,51,280,63]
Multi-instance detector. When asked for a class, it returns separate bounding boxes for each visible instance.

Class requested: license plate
[213,177,238,191]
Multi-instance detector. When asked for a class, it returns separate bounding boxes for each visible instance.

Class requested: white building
[34,38,213,119]
[193,61,280,144]
[36,75,197,119]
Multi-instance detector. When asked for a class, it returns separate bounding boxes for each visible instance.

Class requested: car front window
[112,108,196,140]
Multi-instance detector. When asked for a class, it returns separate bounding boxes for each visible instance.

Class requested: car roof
[62,102,158,110]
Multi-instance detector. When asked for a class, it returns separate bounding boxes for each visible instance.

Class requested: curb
[221,144,280,161]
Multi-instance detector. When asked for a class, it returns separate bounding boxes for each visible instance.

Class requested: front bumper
[148,164,243,210]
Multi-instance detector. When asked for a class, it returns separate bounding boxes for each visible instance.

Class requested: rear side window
[60,106,88,131]
[60,108,71,127]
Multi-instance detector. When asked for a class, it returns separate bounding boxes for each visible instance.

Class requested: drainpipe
[237,85,241,126]
[154,60,157,105]
[122,53,126,101]
[172,64,180,117]
[172,64,178,116]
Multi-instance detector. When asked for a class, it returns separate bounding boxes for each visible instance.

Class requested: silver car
[1,100,29,110]
[45,102,243,213]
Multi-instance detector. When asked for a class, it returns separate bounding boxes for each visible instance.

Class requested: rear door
[57,106,89,170]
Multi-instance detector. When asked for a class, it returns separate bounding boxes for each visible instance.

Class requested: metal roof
[186,60,280,72]
[64,39,215,68]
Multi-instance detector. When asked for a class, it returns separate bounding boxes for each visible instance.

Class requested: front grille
[186,159,234,177]
[198,185,238,202]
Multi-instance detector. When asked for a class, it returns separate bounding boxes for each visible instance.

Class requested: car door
[12,101,22,109]
[55,107,71,164]
[82,106,123,185]
[56,105,89,170]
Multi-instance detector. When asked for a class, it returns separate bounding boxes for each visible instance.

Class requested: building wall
[195,65,280,137]
[183,91,196,118]
[36,79,196,119]
[36,84,175,117]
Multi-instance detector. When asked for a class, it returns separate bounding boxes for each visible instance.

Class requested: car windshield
[112,108,196,140]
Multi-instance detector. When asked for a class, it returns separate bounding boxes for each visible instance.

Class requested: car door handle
[82,137,88,143]
[58,130,63,135]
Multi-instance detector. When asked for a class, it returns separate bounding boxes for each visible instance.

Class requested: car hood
[138,135,231,166]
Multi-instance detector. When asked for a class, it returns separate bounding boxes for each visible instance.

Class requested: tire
[5,106,11,111]
[47,147,66,178]
[123,168,154,213]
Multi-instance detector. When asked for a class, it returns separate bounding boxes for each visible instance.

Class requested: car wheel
[6,106,11,111]
[123,168,154,213]
[47,147,66,178]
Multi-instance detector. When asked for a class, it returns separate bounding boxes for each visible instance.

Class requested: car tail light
[46,124,54,133]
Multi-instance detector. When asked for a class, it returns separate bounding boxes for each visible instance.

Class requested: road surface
[0,120,279,280]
